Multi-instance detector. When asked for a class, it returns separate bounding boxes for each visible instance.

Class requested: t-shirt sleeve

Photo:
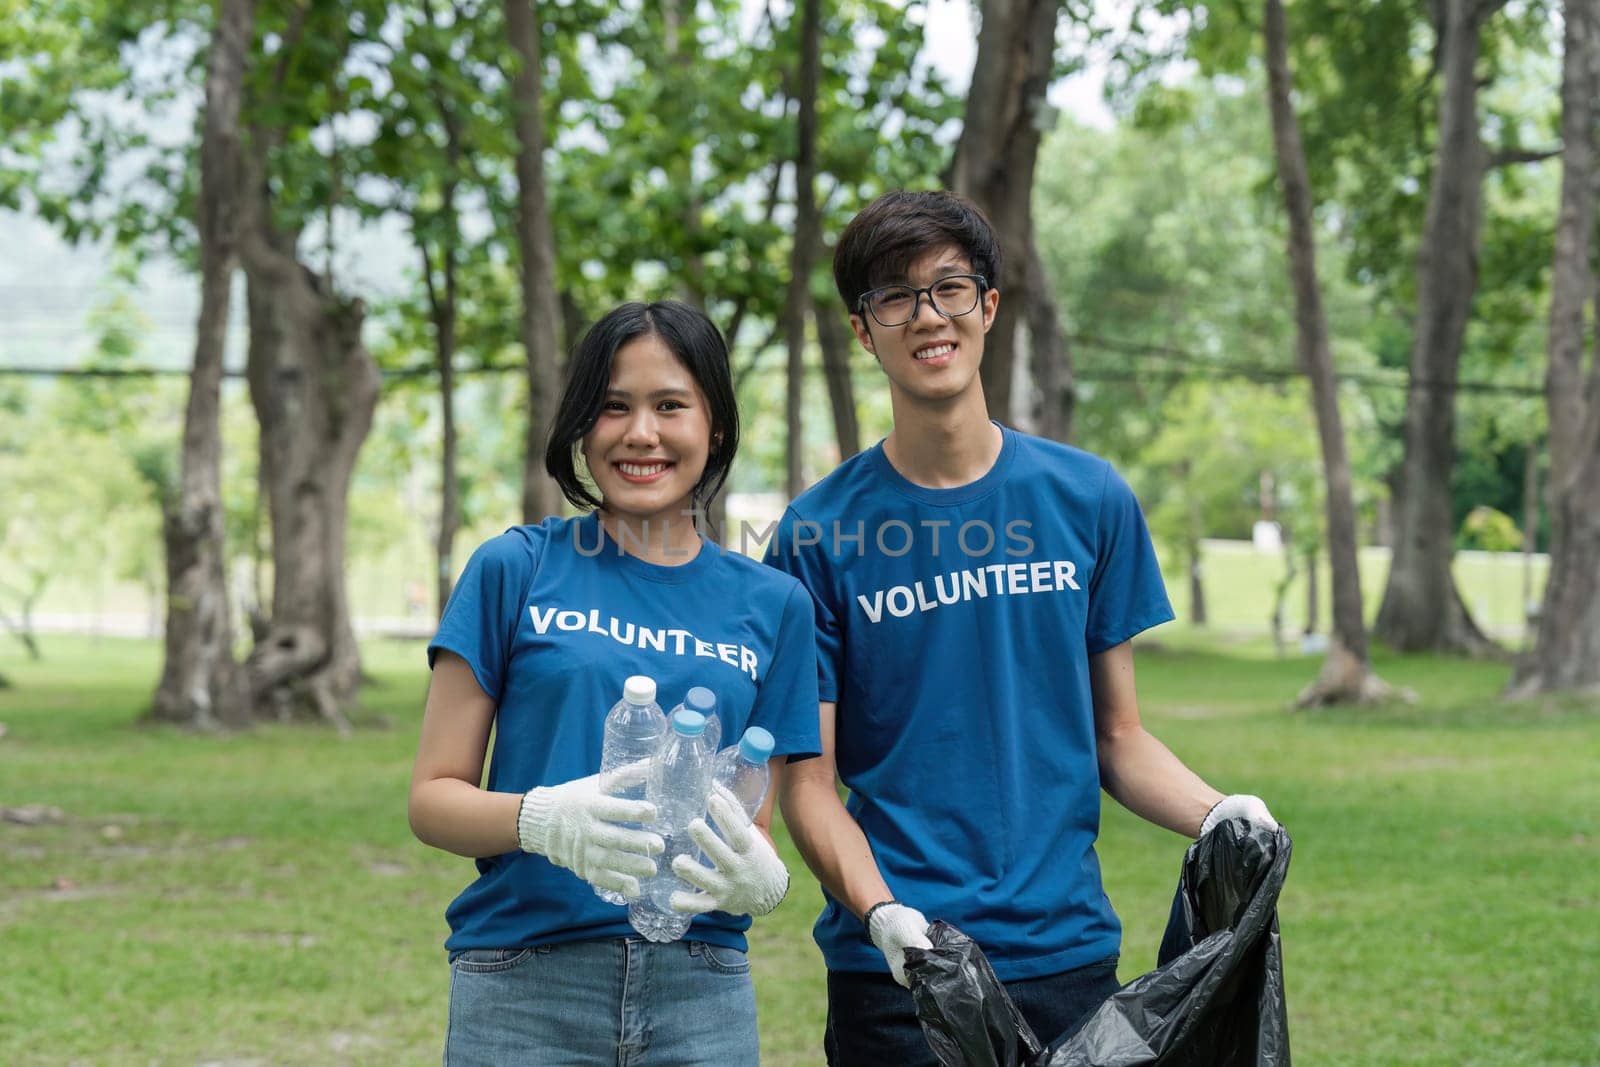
[746,580,823,761]
[761,507,842,704]
[427,528,542,701]
[1085,464,1175,654]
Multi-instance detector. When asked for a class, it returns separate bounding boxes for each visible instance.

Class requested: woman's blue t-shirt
[428,513,821,954]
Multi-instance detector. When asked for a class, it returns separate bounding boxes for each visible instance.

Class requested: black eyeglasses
[856,274,988,328]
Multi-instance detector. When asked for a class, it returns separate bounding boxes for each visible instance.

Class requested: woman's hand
[518,764,664,900]
[670,792,789,918]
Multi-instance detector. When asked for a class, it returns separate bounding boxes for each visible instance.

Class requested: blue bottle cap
[671,709,707,736]
[685,686,717,715]
[738,727,775,763]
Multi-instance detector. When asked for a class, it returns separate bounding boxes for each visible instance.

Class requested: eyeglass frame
[854,273,990,329]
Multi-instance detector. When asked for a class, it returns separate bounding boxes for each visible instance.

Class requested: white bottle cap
[623,675,656,704]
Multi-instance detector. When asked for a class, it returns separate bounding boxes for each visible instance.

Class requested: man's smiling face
[849,245,1000,410]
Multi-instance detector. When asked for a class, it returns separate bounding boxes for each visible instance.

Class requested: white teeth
[916,343,955,360]
[619,462,667,476]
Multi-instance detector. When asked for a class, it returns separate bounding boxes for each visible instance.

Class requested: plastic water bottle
[594,675,667,906]
[710,726,775,830]
[629,694,716,942]
[687,727,775,897]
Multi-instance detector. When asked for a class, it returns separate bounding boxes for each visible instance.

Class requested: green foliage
[1144,380,1330,554]
[1458,505,1521,553]
[1037,78,1380,471]
[0,401,161,643]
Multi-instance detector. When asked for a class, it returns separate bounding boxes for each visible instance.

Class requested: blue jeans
[823,956,1122,1066]
[445,938,759,1066]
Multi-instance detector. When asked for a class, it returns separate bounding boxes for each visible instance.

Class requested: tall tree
[1264,0,1391,706]
[1025,233,1073,441]
[235,3,381,728]
[370,0,508,616]
[148,0,255,729]
[813,237,863,461]
[1508,0,1600,697]
[504,0,565,524]
[948,0,1064,425]
[785,0,822,499]
[1372,0,1510,656]
[418,123,463,622]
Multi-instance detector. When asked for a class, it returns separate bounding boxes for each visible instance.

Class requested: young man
[765,190,1276,1064]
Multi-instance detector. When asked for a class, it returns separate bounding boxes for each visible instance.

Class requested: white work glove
[516,765,663,900]
[866,901,931,988]
[1200,794,1278,837]
[670,791,789,918]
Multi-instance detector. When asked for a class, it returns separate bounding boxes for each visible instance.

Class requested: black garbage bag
[905,921,1046,1067]
[902,818,1292,1067]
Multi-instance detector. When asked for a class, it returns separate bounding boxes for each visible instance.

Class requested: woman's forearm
[409,776,523,859]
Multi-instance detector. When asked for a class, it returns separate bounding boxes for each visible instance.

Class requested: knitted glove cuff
[517,787,557,856]
[864,899,901,939]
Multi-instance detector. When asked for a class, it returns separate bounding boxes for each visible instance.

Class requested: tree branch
[1474,0,1512,25]
[1487,147,1561,169]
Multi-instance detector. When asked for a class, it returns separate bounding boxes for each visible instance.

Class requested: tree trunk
[815,300,862,461]
[1519,438,1538,648]
[1303,547,1318,635]
[1179,458,1206,626]
[0,586,44,662]
[1270,542,1297,658]
[148,0,255,729]
[1508,0,1600,697]
[948,0,1063,425]
[1027,232,1074,442]
[238,166,381,728]
[422,69,465,619]
[784,0,822,499]
[420,236,459,620]
[814,231,862,462]
[1372,0,1499,657]
[1264,0,1392,706]
[505,0,565,523]
[1188,539,1207,626]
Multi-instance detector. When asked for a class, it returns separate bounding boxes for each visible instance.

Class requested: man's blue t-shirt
[763,426,1173,981]
[429,513,821,955]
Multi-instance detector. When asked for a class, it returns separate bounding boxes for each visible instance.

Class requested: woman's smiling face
[581,333,713,529]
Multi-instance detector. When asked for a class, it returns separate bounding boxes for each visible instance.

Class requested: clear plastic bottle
[711,726,775,830]
[594,675,667,906]
[629,695,716,942]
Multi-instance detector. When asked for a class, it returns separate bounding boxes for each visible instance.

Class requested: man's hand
[670,792,790,918]
[1200,794,1278,837]
[517,766,663,900]
[866,901,931,988]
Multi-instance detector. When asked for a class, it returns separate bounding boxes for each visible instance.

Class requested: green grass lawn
[1,634,1596,1065]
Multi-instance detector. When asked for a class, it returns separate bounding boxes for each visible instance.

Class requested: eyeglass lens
[865,277,981,326]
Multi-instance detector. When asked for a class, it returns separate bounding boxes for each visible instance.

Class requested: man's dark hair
[832,190,1003,312]
[545,300,739,516]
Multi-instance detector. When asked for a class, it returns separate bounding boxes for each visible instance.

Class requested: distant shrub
[1459,506,1522,553]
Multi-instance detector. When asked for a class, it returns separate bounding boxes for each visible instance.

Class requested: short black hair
[545,301,739,518]
[832,190,1003,312]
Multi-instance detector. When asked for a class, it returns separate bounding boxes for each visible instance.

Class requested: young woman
[410,301,820,1066]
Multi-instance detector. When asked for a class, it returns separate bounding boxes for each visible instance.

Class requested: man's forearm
[780,772,896,920]
[1097,723,1223,837]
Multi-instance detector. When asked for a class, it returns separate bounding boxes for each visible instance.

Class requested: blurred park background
[2,0,1598,1063]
